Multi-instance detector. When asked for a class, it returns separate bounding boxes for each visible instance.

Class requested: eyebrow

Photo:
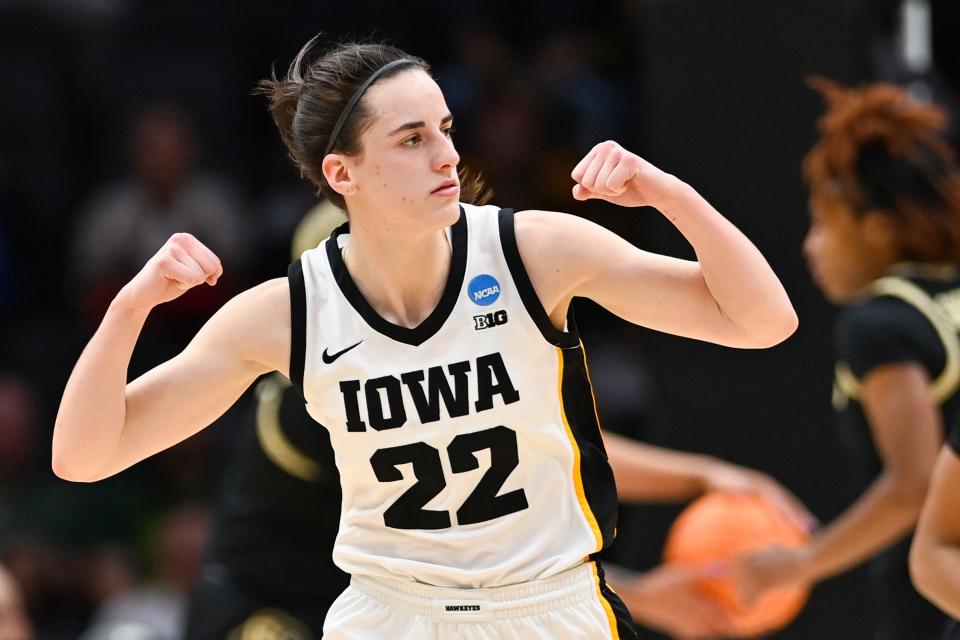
[387,113,454,137]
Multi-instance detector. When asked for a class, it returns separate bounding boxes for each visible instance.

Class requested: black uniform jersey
[950,415,960,457]
[832,264,960,639]
[185,373,348,639]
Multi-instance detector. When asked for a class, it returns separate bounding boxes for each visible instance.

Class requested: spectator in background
[70,103,253,327]
[80,504,210,640]
[0,563,32,640]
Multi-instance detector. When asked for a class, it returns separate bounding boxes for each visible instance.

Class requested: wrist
[792,544,821,584]
[111,286,155,319]
[651,177,695,211]
[695,455,727,494]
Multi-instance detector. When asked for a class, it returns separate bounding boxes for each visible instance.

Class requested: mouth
[431,179,460,197]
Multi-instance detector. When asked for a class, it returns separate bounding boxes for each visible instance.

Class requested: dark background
[1,0,959,637]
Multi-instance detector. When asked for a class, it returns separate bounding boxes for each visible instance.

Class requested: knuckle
[155,255,175,271]
[171,232,195,245]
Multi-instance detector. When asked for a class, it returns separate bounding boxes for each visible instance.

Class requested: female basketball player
[737,79,960,639]
[52,38,797,639]
[911,422,960,639]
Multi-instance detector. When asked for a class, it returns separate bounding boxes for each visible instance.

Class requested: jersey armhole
[287,259,307,391]
[498,208,580,348]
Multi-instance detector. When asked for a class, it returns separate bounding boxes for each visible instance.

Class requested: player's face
[348,69,461,231]
[803,189,891,302]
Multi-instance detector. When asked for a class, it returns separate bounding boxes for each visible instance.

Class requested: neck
[342,214,452,328]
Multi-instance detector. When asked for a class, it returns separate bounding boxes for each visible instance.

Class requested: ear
[322,154,358,197]
[860,209,899,249]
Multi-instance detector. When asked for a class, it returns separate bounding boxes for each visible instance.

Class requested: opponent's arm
[910,445,960,619]
[605,432,814,531]
[52,233,289,482]
[737,364,941,601]
[515,141,796,348]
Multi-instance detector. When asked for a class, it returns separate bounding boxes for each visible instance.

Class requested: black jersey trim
[949,424,960,457]
[594,562,639,639]
[287,260,307,390]
[559,343,618,551]
[498,208,580,348]
[325,208,468,347]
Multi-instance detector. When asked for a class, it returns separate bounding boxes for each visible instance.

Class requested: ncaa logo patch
[467,274,501,306]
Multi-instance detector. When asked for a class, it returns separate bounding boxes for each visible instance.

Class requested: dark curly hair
[804,76,960,263]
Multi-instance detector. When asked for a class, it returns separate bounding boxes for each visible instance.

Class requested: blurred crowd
[1,0,959,638]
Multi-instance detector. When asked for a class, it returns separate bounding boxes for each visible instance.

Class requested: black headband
[324,58,415,157]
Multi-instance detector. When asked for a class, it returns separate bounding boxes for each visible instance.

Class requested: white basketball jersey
[288,204,618,588]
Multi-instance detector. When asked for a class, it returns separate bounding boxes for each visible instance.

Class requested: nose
[433,133,459,172]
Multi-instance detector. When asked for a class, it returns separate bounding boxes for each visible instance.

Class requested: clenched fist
[571,140,684,208]
[118,233,223,312]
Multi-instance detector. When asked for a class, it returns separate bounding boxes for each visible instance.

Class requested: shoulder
[508,209,624,318]
[513,208,592,241]
[837,294,920,330]
[835,291,941,376]
[512,209,604,267]
[836,292,933,343]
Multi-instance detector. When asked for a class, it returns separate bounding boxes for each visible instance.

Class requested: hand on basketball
[733,544,810,606]
[118,233,223,311]
[571,140,682,208]
[701,463,818,535]
[614,564,737,639]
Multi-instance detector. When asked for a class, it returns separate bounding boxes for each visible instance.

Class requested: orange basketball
[663,492,810,637]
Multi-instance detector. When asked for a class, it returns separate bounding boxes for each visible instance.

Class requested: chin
[433,200,462,226]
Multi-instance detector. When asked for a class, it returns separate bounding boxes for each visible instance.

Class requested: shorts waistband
[350,562,601,622]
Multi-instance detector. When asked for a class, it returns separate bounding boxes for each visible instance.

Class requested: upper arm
[514,210,744,345]
[103,278,291,475]
[860,364,943,495]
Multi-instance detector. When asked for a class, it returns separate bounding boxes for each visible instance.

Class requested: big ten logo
[474,310,508,330]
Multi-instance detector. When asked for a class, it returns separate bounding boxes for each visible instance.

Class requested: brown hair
[257,38,491,211]
[804,76,960,263]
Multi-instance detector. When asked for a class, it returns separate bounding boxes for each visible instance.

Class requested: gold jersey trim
[556,346,604,551]
[256,375,322,482]
[834,276,960,407]
[590,561,621,640]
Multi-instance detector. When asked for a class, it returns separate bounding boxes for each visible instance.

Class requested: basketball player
[184,207,807,640]
[736,78,960,640]
[52,38,797,639]
[911,422,960,639]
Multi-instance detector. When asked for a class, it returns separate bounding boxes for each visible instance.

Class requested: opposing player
[52,38,796,639]
[737,78,960,639]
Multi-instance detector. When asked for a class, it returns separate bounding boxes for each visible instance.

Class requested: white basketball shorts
[322,561,636,639]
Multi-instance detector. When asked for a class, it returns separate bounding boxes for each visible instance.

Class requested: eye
[402,133,423,147]
[442,126,455,138]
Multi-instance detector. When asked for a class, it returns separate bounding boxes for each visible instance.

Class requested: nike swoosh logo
[322,340,363,364]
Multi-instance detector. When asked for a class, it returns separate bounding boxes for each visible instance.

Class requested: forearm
[659,183,796,346]
[605,433,709,503]
[911,539,960,619]
[802,472,922,583]
[52,291,149,481]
